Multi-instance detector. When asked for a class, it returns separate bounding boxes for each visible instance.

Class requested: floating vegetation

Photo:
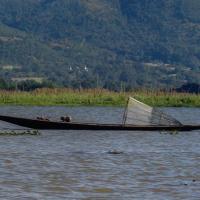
[0,129,40,136]
[160,130,179,135]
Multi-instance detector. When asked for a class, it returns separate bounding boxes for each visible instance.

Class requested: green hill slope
[0,0,199,90]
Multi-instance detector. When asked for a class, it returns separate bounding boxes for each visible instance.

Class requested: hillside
[0,0,199,90]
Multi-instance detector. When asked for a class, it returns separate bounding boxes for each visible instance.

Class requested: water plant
[0,129,40,136]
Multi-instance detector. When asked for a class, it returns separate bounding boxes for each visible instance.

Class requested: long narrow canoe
[0,115,200,131]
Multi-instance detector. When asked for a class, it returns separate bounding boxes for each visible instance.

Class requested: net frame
[122,97,182,126]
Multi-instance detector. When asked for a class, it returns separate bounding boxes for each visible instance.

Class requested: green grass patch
[0,89,199,107]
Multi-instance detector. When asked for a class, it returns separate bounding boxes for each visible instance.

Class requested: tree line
[0,78,199,93]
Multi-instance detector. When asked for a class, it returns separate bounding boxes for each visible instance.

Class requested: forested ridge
[0,0,199,90]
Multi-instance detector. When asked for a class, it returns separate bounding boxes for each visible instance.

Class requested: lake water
[0,106,199,199]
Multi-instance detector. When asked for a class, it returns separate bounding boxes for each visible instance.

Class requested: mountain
[0,0,199,90]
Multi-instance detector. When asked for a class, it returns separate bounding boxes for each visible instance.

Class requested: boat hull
[0,115,199,131]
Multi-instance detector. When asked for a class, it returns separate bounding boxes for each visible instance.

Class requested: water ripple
[0,106,199,199]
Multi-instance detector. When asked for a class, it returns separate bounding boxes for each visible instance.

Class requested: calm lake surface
[0,106,200,199]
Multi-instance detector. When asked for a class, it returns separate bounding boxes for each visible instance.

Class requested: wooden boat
[0,97,199,131]
[0,115,199,131]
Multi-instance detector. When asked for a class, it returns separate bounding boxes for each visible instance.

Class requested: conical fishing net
[122,97,182,126]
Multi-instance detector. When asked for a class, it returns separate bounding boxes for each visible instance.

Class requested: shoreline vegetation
[0,88,199,107]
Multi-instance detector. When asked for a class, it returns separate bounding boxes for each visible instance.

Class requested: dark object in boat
[36,117,50,121]
[60,116,72,122]
[0,115,199,131]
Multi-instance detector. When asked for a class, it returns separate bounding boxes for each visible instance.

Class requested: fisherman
[60,116,72,122]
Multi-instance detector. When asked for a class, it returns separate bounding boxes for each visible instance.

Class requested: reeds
[0,88,199,107]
